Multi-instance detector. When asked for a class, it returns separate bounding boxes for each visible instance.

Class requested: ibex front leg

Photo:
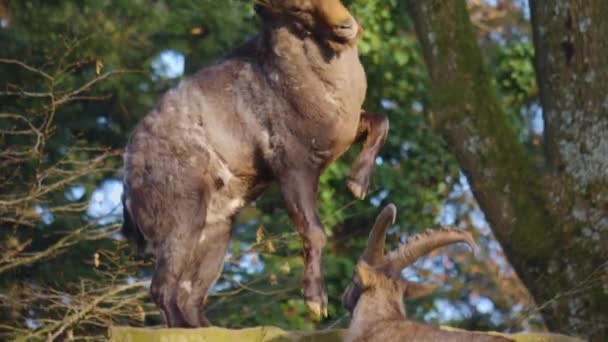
[278,168,328,319]
[348,112,390,199]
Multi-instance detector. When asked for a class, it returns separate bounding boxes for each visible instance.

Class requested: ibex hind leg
[150,221,212,327]
[175,219,232,327]
[150,255,190,327]
[148,176,215,328]
[129,192,194,326]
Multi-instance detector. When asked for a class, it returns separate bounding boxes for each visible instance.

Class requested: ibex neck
[261,26,362,86]
[351,291,407,326]
[257,26,366,122]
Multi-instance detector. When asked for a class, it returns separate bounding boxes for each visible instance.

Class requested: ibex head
[254,0,362,52]
[342,204,477,313]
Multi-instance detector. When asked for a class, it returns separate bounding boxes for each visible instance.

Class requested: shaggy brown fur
[122,0,389,328]
[342,205,513,342]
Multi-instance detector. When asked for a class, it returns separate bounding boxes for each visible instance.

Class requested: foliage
[0,0,542,340]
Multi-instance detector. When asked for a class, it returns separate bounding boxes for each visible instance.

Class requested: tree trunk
[407,1,607,340]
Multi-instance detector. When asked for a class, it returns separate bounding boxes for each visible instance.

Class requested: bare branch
[0,150,120,207]
[0,223,120,274]
[28,281,148,341]
[54,70,134,106]
[0,58,54,82]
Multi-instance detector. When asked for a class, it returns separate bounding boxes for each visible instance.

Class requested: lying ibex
[342,205,513,342]
[122,0,389,328]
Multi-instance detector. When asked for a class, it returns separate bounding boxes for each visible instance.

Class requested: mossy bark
[407,0,607,341]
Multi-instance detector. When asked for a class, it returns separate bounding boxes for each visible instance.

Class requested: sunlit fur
[255,0,362,52]
[122,0,387,328]
[347,263,513,342]
[343,205,513,342]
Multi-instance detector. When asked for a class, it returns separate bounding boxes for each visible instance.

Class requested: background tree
[1,0,590,341]
[407,0,606,340]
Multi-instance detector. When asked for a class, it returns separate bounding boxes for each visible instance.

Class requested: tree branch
[0,58,54,82]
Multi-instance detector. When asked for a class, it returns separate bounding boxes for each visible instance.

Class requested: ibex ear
[402,280,437,299]
[356,262,380,288]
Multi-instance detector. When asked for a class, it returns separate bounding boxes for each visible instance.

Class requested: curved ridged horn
[384,228,477,275]
[361,204,397,265]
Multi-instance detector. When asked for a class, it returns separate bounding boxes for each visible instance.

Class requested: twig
[0,223,120,274]
[32,281,148,342]
[54,70,133,106]
[0,58,54,82]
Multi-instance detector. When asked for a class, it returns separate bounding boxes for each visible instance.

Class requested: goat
[122,0,389,328]
[342,204,513,342]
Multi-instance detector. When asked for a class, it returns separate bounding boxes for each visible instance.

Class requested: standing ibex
[122,0,389,328]
[342,205,513,342]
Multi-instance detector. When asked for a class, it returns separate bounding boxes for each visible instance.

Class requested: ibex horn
[361,204,397,265]
[384,228,477,275]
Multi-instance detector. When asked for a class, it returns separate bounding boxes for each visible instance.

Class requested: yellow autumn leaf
[256,225,265,244]
[266,240,276,253]
[135,305,146,322]
[269,273,278,286]
[280,261,290,274]
[95,59,104,76]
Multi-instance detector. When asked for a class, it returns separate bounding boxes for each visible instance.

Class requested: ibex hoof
[347,179,367,200]
[306,296,328,320]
